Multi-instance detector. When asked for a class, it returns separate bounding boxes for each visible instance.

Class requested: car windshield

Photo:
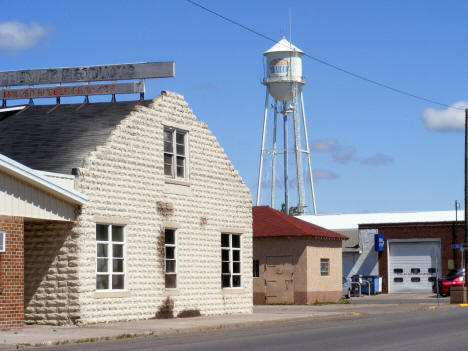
[444,269,464,280]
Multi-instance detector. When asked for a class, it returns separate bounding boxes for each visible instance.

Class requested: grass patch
[177,309,201,318]
[116,333,137,339]
[312,299,351,306]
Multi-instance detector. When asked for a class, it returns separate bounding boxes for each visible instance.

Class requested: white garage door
[388,241,440,293]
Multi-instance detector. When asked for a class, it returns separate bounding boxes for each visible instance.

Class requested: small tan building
[253,206,347,304]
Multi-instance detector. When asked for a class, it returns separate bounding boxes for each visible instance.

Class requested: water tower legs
[300,91,317,214]
[256,89,269,206]
[271,101,278,207]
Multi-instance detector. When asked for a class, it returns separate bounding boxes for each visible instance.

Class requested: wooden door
[264,255,294,304]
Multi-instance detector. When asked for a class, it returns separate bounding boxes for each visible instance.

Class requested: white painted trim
[0,153,87,205]
[0,231,5,252]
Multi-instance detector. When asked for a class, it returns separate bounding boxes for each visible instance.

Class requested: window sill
[94,291,131,299]
[221,288,245,295]
[164,178,190,187]
[164,290,180,296]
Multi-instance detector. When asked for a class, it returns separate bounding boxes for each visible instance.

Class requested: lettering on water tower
[269,58,289,77]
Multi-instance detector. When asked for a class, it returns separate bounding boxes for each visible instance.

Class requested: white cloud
[333,147,356,164]
[312,169,338,180]
[310,139,339,152]
[0,20,49,52]
[422,101,468,131]
[361,154,393,166]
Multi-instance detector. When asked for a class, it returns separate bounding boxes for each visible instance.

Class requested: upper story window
[96,224,125,291]
[164,127,188,180]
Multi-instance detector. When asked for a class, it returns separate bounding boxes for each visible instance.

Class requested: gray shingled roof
[0,100,151,174]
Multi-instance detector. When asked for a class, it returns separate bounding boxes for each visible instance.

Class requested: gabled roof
[0,100,152,174]
[0,153,86,205]
[253,206,348,240]
[263,38,304,55]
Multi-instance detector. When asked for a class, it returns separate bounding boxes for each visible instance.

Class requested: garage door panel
[389,241,440,293]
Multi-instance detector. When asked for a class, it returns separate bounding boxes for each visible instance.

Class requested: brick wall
[24,221,79,325]
[0,216,24,329]
[361,222,464,293]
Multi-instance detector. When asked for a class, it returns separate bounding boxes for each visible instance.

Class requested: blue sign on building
[374,233,384,252]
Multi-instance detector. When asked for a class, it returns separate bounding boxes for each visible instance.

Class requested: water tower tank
[263,38,305,102]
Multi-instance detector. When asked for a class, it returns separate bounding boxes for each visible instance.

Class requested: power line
[185,0,463,111]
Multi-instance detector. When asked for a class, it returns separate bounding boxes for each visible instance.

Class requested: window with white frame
[221,233,241,288]
[96,224,125,290]
[164,126,188,180]
[320,258,329,276]
[0,231,5,252]
[164,229,177,289]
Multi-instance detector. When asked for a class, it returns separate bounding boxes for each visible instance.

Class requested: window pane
[97,258,108,272]
[176,157,184,177]
[97,244,108,257]
[164,129,173,147]
[165,274,177,289]
[221,234,229,248]
[222,275,231,288]
[232,235,240,248]
[96,275,109,289]
[394,277,404,283]
[113,259,124,273]
[164,141,173,153]
[411,277,421,282]
[176,143,185,155]
[222,262,230,274]
[165,246,175,259]
[233,262,240,274]
[253,260,259,278]
[222,249,229,261]
[164,154,173,176]
[233,275,241,287]
[176,132,185,145]
[112,226,124,242]
[165,260,176,273]
[394,268,403,274]
[411,268,420,274]
[113,244,123,258]
[165,229,175,244]
[96,224,108,241]
[112,275,124,289]
[428,268,437,274]
[233,250,240,261]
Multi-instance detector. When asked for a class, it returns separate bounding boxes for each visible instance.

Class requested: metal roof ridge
[0,153,87,205]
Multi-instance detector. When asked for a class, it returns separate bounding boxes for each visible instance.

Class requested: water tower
[256,38,317,215]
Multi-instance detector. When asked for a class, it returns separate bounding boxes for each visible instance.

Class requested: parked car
[342,276,352,298]
[433,269,465,297]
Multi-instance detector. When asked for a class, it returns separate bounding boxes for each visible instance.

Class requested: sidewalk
[0,296,454,350]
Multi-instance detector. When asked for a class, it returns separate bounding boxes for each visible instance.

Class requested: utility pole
[465,109,468,278]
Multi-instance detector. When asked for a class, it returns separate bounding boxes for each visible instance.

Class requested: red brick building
[360,221,464,293]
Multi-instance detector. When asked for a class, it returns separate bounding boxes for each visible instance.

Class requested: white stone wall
[74,91,253,324]
[24,221,80,325]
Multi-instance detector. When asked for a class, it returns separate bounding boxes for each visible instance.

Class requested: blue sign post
[374,234,384,252]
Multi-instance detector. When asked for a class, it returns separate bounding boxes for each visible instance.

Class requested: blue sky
[1,0,467,214]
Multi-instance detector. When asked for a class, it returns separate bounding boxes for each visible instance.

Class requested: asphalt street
[33,307,468,351]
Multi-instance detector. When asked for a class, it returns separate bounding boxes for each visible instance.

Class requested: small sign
[374,233,384,252]
[452,244,464,250]
[0,231,5,252]
[2,81,144,100]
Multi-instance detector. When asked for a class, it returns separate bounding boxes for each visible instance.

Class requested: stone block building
[0,91,252,327]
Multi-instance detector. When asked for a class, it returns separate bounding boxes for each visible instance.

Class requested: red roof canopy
[253,206,348,240]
